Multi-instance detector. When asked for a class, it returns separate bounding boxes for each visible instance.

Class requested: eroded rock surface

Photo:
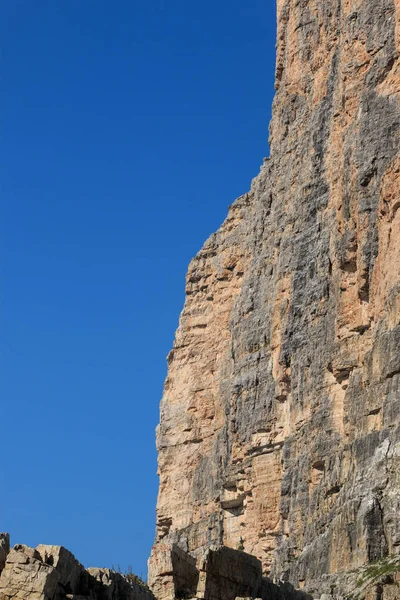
[149,0,400,598]
[0,545,60,600]
[147,544,309,600]
[0,538,154,600]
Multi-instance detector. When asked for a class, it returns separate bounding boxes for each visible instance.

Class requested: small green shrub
[357,555,399,587]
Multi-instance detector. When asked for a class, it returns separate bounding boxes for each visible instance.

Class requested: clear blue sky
[1,0,276,578]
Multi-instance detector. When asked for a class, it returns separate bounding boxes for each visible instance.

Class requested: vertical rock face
[149,0,400,597]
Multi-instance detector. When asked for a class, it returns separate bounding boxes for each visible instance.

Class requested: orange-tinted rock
[149,1,400,598]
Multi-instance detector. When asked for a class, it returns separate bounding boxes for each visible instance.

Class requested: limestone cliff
[149,0,400,598]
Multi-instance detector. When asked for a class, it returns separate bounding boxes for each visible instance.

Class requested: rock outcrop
[0,537,155,600]
[149,0,400,598]
[0,536,9,575]
[146,544,310,600]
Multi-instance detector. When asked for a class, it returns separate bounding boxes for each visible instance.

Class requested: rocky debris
[149,0,400,598]
[0,536,155,600]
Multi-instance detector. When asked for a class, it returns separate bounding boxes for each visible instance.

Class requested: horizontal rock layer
[149,0,400,598]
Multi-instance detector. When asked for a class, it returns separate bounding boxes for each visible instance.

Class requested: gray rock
[0,535,9,575]
[149,0,400,599]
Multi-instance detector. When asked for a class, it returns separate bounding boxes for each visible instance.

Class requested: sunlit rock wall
[149,0,400,597]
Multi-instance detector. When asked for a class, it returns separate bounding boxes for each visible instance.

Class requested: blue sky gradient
[1,0,276,578]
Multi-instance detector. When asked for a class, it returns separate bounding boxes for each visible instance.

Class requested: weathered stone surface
[148,543,199,600]
[199,547,262,600]
[0,545,60,600]
[36,545,86,598]
[149,0,400,598]
[87,568,154,600]
[0,539,155,600]
[171,545,199,600]
[150,543,308,600]
[307,554,400,599]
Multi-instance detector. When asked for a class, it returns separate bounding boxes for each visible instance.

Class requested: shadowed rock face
[146,544,310,600]
[149,0,400,598]
[0,536,9,575]
[198,547,263,600]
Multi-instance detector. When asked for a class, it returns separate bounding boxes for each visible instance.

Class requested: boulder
[36,545,86,597]
[0,544,59,600]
